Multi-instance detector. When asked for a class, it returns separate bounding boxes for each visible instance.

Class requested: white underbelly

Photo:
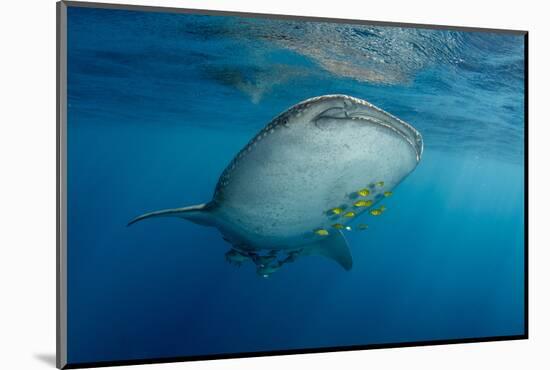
[215,118,418,240]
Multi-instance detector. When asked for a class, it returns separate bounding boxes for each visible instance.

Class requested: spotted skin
[129,95,423,273]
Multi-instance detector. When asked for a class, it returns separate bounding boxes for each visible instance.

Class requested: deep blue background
[66,7,525,364]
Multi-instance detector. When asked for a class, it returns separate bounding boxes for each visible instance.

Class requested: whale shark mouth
[313,98,424,161]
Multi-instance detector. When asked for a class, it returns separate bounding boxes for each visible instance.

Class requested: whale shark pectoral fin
[127,203,216,227]
[305,231,353,271]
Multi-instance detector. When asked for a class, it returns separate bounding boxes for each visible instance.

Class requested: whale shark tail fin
[127,203,216,227]
[305,231,353,271]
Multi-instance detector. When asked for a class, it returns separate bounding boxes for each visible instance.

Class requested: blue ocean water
[66,6,525,364]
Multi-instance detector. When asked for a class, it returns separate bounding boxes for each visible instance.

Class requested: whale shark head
[271,94,423,161]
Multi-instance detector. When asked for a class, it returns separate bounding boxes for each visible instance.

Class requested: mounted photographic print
[57,1,528,368]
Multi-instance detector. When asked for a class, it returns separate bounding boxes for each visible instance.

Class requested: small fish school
[225,247,305,278]
[314,181,391,236]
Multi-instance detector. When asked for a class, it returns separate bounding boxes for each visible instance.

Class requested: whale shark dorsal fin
[127,203,216,227]
[306,231,353,271]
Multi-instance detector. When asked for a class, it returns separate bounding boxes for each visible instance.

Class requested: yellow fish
[314,228,329,236]
[358,224,369,230]
[375,181,385,187]
[332,223,345,230]
[343,211,356,218]
[330,207,343,215]
[380,205,387,212]
[384,191,392,197]
[354,199,373,207]
[358,188,370,197]
[370,209,382,216]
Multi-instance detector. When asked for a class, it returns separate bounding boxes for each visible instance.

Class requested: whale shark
[128,95,423,277]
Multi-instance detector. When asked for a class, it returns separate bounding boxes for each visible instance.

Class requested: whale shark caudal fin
[304,231,353,271]
[127,203,215,227]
